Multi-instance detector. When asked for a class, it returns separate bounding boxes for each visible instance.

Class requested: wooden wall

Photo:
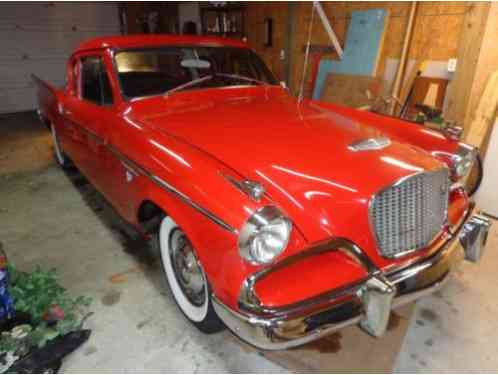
[446,2,498,130]
[245,2,289,81]
[245,2,469,95]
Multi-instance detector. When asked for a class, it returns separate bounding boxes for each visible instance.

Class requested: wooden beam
[465,71,498,150]
[463,3,498,136]
[445,2,498,133]
[389,2,418,115]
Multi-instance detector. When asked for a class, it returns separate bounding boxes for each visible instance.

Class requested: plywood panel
[312,9,388,99]
[282,2,467,95]
[463,3,498,132]
[320,73,382,108]
[445,2,491,126]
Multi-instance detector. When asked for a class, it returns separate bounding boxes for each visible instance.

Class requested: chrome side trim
[107,144,238,234]
[152,175,238,234]
[63,121,237,234]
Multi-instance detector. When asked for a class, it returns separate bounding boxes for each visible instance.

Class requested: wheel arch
[135,187,237,257]
[137,199,165,234]
[135,183,243,308]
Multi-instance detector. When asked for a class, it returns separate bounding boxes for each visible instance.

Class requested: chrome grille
[371,169,449,258]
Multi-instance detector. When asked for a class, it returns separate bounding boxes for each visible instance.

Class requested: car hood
[133,87,444,246]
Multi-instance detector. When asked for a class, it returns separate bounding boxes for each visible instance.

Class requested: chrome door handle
[59,104,72,117]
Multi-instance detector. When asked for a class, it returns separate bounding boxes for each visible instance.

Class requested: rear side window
[80,56,113,106]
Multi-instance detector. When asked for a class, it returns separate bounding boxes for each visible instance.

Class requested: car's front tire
[157,216,224,333]
[50,124,72,169]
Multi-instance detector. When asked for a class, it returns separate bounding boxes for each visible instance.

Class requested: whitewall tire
[158,216,224,333]
[51,124,71,169]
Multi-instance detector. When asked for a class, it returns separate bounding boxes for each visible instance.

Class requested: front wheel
[157,216,224,333]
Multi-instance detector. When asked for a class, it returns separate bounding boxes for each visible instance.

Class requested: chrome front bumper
[212,213,491,350]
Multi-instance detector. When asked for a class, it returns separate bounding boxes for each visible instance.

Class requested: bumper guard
[212,211,491,350]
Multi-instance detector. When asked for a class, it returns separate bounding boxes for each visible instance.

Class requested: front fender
[124,126,310,309]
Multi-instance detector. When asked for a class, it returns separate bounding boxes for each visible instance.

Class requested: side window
[80,56,113,106]
[71,60,79,95]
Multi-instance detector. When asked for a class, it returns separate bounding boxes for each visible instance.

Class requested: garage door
[0,2,120,114]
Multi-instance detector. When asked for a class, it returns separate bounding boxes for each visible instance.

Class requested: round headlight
[451,144,477,179]
[238,206,292,265]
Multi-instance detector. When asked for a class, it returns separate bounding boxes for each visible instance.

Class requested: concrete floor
[1,111,497,372]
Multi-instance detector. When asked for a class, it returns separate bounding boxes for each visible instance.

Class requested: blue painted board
[312,9,387,99]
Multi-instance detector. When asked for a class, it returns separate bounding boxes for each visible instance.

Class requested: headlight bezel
[450,143,477,180]
[238,205,292,265]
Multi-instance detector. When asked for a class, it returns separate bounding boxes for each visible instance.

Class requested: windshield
[114,46,278,99]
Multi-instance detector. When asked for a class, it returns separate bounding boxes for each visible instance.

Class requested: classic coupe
[34,35,491,350]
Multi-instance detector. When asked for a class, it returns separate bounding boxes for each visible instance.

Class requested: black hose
[468,153,483,197]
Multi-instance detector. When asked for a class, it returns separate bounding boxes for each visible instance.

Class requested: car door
[70,52,138,220]
[57,57,85,167]
[64,53,115,197]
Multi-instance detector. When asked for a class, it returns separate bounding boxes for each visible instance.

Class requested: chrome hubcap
[169,229,206,306]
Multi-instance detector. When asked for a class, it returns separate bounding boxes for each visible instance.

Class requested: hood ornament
[348,137,391,152]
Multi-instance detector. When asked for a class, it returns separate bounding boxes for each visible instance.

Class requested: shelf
[201,5,245,38]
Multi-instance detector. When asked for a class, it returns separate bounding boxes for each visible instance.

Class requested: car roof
[75,34,248,54]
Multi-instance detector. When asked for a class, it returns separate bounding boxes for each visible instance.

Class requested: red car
[34,35,491,350]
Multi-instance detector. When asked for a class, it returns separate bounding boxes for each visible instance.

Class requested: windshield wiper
[164,75,214,97]
[164,73,267,97]
[215,73,267,86]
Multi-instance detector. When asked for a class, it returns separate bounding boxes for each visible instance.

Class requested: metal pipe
[389,2,418,116]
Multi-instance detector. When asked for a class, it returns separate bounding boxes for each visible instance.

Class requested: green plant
[0,264,92,370]
[8,265,91,327]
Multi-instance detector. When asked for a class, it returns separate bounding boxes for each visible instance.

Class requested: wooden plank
[462,2,498,132]
[396,60,422,116]
[388,2,417,115]
[320,73,382,108]
[372,10,390,77]
[465,71,498,150]
[312,9,388,99]
[288,2,467,97]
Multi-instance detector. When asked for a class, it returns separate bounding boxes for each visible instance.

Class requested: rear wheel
[157,216,224,333]
[50,124,72,169]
